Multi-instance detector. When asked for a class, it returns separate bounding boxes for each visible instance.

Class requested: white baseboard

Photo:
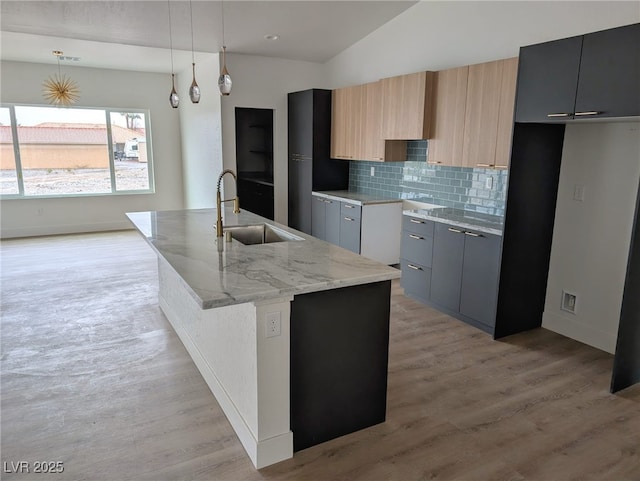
[542,311,617,354]
[0,220,132,239]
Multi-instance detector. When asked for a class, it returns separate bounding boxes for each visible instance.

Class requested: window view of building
[0,106,153,197]
[0,106,19,196]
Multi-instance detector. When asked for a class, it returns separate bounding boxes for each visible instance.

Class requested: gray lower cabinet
[325,199,341,245]
[430,223,465,311]
[311,195,326,240]
[459,231,501,327]
[340,202,361,253]
[311,195,341,244]
[400,216,434,303]
[403,215,502,332]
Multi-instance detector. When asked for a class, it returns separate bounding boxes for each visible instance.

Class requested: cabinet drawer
[340,214,361,254]
[401,230,433,268]
[402,215,434,237]
[400,260,431,302]
[341,202,362,220]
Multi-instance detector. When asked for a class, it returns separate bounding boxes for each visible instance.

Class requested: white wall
[542,122,640,353]
[175,54,224,209]
[0,60,185,238]
[219,53,327,224]
[325,1,640,88]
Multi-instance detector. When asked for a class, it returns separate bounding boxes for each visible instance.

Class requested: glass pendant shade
[218,68,232,96]
[169,74,180,108]
[189,63,201,103]
[218,47,232,96]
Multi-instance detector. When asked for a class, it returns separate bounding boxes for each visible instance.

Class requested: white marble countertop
[313,190,403,206]
[404,207,504,236]
[127,208,400,309]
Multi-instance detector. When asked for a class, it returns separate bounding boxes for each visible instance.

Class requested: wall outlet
[485,176,493,190]
[265,312,281,338]
[370,166,375,177]
[561,290,577,314]
[573,184,585,202]
[36,208,44,216]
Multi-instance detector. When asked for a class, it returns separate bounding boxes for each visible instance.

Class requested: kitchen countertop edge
[313,190,403,206]
[403,209,504,236]
[127,208,400,310]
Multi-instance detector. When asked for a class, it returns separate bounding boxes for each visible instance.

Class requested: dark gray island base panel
[611,179,640,393]
[494,122,565,339]
[290,281,391,452]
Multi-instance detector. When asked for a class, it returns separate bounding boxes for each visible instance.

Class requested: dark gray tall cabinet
[497,22,640,393]
[288,89,349,234]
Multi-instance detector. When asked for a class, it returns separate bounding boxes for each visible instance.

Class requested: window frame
[0,103,155,199]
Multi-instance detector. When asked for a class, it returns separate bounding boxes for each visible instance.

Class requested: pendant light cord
[221,0,226,49]
[189,0,195,64]
[167,0,175,74]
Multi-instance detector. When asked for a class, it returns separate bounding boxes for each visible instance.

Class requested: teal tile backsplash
[348,140,508,216]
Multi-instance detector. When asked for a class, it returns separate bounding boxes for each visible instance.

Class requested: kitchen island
[126,208,400,468]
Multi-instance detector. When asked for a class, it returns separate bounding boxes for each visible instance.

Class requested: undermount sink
[223,223,304,245]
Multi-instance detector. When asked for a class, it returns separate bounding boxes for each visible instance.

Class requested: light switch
[573,184,585,202]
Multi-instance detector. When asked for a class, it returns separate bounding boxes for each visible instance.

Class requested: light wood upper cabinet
[361,82,384,161]
[495,57,519,168]
[381,71,435,140]
[331,82,406,162]
[462,57,518,169]
[427,66,469,167]
[331,85,362,160]
[361,82,406,162]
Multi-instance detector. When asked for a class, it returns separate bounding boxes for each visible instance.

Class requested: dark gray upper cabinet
[575,23,640,119]
[459,231,501,327]
[515,35,583,122]
[430,223,465,312]
[515,23,640,122]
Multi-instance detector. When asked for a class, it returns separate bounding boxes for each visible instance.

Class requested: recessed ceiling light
[264,34,279,41]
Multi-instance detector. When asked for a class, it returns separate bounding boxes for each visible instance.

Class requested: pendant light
[167,0,179,108]
[43,50,80,106]
[188,0,200,103]
[218,0,232,96]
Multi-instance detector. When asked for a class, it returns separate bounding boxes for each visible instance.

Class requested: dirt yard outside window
[1,160,150,196]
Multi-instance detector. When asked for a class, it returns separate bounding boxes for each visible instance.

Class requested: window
[0,105,153,197]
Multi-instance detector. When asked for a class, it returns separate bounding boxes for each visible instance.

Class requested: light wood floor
[1,231,639,481]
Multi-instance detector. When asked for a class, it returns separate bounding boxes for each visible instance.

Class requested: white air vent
[59,56,80,62]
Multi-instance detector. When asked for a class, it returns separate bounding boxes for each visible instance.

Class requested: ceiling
[0,0,417,67]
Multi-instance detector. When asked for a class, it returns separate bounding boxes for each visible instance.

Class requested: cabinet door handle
[344,217,355,222]
[427,161,442,164]
[409,219,424,224]
[408,234,423,240]
[325,200,332,204]
[448,227,463,234]
[476,163,495,168]
[344,204,355,209]
[547,113,571,118]
[407,264,422,271]
[574,111,601,116]
[464,231,484,237]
